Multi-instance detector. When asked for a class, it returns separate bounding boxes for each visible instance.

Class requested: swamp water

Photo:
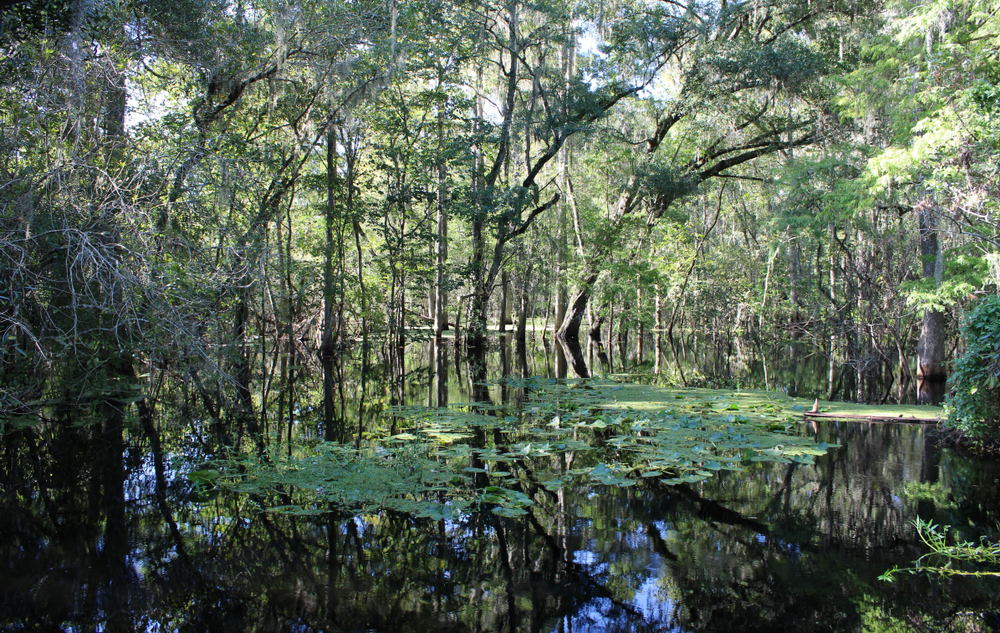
[2,336,999,632]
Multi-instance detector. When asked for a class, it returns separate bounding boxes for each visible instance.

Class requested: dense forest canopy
[2,0,1000,440]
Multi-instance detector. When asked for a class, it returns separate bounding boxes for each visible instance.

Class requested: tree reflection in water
[1,338,998,631]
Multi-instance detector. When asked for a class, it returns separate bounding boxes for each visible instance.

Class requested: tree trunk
[434,95,449,339]
[468,214,488,351]
[916,205,946,405]
[499,270,510,331]
[788,238,801,326]
[467,60,489,351]
[516,263,532,342]
[554,205,568,332]
[554,40,571,332]
[557,270,598,341]
[95,57,134,602]
[636,285,644,365]
[321,124,339,438]
[654,286,663,375]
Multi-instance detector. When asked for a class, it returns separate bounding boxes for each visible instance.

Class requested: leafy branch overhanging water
[880,518,1000,582]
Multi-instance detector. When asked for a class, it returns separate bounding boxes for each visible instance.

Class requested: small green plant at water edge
[879,518,1000,582]
[946,295,1000,441]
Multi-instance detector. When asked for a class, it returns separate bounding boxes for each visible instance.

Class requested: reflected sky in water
[1,339,998,631]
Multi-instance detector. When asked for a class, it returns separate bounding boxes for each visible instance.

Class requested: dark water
[2,336,998,632]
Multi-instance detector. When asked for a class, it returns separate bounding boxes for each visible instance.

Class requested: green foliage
[970,81,1000,114]
[945,295,1000,439]
[703,38,828,94]
[903,252,991,312]
[637,162,697,214]
[879,517,1000,581]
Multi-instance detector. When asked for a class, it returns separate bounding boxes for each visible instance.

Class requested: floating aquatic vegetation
[222,379,839,519]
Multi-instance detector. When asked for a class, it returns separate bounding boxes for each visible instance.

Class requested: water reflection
[0,338,992,631]
[551,331,924,405]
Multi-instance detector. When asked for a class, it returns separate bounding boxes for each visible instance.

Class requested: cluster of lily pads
[220,378,838,520]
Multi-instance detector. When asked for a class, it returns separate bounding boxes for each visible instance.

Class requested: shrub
[945,295,1000,440]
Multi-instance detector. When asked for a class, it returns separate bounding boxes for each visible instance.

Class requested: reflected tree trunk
[554,335,568,379]
[915,430,942,517]
[433,338,449,408]
[500,333,510,380]
[467,337,491,405]
[559,337,590,378]
[326,510,341,626]
[516,338,529,378]
[139,403,190,564]
[99,398,134,633]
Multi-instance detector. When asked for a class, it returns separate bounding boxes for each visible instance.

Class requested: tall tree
[557,0,860,342]
[457,0,681,351]
[838,0,1000,403]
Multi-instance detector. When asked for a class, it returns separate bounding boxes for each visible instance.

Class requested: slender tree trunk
[516,263,532,342]
[654,286,663,375]
[469,214,487,352]
[434,87,449,339]
[554,38,573,332]
[499,270,510,332]
[669,187,724,339]
[554,203,568,332]
[321,124,339,439]
[636,284,644,365]
[788,238,801,326]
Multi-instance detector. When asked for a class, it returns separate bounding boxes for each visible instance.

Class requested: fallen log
[801,398,944,423]
[803,411,943,424]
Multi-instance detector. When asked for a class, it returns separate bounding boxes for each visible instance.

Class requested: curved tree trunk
[556,271,598,341]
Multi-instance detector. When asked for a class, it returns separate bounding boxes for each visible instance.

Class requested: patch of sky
[125,75,177,132]
[570,597,628,632]
[632,574,680,630]
[574,549,599,566]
